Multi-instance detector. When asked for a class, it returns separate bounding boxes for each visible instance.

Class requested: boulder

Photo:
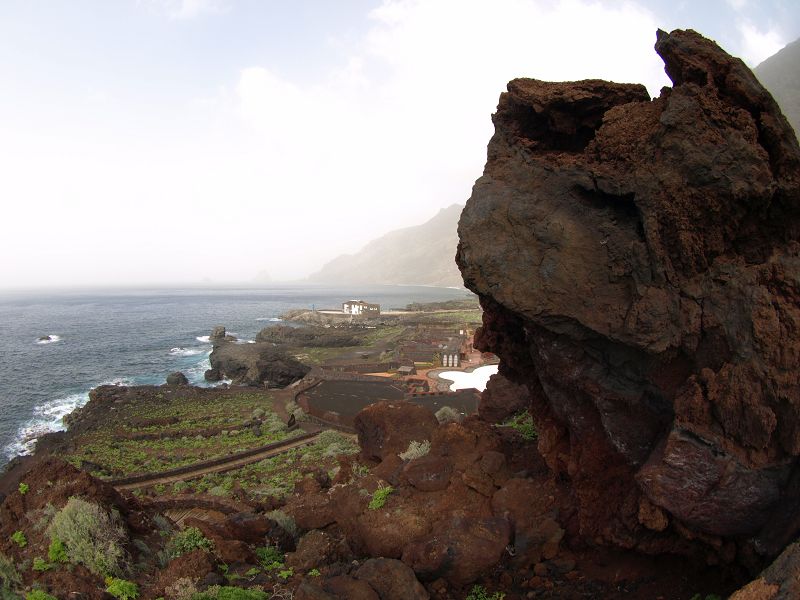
[403,455,453,492]
[286,530,335,571]
[354,402,438,462]
[730,543,800,600]
[166,371,189,386]
[401,516,511,585]
[355,558,429,600]
[478,373,531,423]
[456,28,800,565]
[323,575,380,600]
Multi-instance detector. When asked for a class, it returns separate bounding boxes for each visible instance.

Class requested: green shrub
[277,567,293,580]
[46,496,129,577]
[167,527,213,559]
[466,585,505,600]
[255,546,284,570]
[398,440,430,461]
[191,586,268,600]
[308,568,320,577]
[435,406,462,424]
[47,538,68,564]
[368,485,394,510]
[31,558,51,572]
[9,532,26,549]
[501,411,537,441]
[25,592,57,600]
[164,577,198,600]
[17,484,28,496]
[105,577,139,600]
[0,553,21,594]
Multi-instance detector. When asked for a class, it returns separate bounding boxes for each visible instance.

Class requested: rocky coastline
[1,28,799,600]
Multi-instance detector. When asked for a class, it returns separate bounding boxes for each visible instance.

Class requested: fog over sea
[0,284,470,465]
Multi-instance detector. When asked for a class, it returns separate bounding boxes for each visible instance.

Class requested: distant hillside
[309,204,464,288]
[755,37,800,139]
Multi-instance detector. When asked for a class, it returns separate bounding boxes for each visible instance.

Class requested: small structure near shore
[342,300,380,316]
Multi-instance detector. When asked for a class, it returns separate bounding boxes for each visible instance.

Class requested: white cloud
[737,20,786,65]
[0,0,675,288]
[145,0,229,20]
[224,0,669,279]
[726,0,748,11]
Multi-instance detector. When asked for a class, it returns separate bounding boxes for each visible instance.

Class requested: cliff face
[457,29,800,566]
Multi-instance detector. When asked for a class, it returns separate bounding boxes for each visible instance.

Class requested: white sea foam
[256,317,282,322]
[35,335,61,345]
[439,365,498,392]
[169,347,203,357]
[2,377,133,461]
[196,335,211,343]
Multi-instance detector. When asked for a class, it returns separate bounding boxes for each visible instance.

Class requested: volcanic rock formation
[457,28,800,570]
[206,340,310,387]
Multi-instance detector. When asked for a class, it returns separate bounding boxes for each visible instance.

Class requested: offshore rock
[165,371,189,385]
[457,28,800,566]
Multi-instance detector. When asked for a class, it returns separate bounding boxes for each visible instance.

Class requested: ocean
[0,284,472,465]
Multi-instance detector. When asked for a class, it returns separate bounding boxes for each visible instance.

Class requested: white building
[342,300,381,316]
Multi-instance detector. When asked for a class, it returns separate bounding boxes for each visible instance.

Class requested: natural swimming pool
[439,364,499,392]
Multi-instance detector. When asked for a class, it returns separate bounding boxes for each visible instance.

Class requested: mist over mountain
[308,204,464,288]
[756,37,800,138]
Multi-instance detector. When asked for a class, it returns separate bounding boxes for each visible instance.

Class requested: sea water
[0,284,471,465]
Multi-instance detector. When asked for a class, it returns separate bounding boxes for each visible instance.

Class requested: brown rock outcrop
[354,401,439,462]
[457,28,800,568]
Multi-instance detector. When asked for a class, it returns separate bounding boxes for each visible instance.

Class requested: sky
[0,0,798,289]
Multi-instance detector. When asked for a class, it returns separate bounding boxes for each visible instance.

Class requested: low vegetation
[368,485,395,510]
[46,497,129,577]
[105,578,139,600]
[143,430,358,502]
[500,410,537,441]
[466,585,506,600]
[398,440,431,461]
[191,586,268,600]
[0,552,21,597]
[64,391,298,478]
[167,527,213,559]
[10,532,26,548]
[25,592,58,600]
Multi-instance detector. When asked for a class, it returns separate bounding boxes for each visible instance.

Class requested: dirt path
[112,432,322,492]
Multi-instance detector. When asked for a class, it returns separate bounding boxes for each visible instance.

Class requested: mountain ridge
[755,37,800,139]
[308,203,464,288]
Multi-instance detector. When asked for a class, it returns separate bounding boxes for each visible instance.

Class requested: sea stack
[457,29,800,568]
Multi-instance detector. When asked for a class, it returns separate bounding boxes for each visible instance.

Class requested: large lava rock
[457,28,800,568]
[207,341,310,387]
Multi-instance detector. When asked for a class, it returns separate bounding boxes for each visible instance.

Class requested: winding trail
[111,430,323,492]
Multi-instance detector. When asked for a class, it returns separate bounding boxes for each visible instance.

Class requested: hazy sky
[1,0,797,289]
